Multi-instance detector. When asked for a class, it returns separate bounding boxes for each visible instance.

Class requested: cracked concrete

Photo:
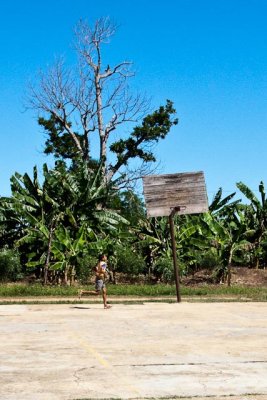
[0,302,266,399]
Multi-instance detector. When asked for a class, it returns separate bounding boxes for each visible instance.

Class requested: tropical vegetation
[1,18,267,288]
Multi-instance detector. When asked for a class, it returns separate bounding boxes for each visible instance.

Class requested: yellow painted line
[68,330,109,368]
[68,329,140,397]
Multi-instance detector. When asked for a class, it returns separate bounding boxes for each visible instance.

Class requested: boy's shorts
[95,279,105,291]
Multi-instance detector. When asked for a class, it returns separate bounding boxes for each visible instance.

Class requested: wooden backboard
[142,171,209,217]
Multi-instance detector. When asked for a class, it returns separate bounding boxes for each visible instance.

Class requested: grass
[0,282,266,301]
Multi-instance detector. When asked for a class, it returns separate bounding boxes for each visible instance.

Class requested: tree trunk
[43,221,55,285]
[63,266,69,285]
[70,265,76,286]
[227,248,233,287]
[94,73,107,177]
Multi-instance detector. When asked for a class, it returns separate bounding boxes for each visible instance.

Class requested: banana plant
[135,215,199,279]
[236,181,267,268]
[1,161,130,283]
[49,224,89,285]
[201,208,251,285]
[209,187,241,217]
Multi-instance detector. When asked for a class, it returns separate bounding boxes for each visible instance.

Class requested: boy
[78,254,111,309]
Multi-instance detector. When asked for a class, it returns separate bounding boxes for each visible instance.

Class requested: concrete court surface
[0,302,266,400]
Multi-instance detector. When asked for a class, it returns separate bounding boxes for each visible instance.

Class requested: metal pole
[169,210,181,303]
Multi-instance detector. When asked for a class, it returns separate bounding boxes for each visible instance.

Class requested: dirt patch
[183,267,267,287]
[231,267,267,286]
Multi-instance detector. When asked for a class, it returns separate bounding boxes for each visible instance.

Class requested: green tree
[29,18,178,185]
[109,190,145,227]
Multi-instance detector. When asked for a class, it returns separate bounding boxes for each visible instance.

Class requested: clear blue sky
[1,0,267,204]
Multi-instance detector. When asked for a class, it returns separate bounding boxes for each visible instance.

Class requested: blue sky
[1,0,267,204]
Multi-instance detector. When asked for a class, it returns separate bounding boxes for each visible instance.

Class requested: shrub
[153,256,174,283]
[116,247,146,276]
[196,249,222,270]
[76,254,97,284]
[153,255,189,283]
[0,249,22,282]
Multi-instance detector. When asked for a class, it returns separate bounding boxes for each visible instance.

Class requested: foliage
[0,162,129,284]
[75,253,98,284]
[0,249,22,282]
[236,181,267,268]
[108,190,145,228]
[153,256,174,283]
[194,248,222,271]
[115,247,146,276]
[2,179,267,286]
[109,100,178,172]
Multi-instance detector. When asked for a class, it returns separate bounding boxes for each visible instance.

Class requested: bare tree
[28,17,178,185]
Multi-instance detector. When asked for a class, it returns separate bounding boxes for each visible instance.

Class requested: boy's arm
[93,264,99,277]
[95,263,106,279]
[104,269,109,279]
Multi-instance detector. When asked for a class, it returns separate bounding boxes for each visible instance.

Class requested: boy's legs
[102,287,111,309]
[79,280,111,308]
[78,289,99,299]
[79,278,102,299]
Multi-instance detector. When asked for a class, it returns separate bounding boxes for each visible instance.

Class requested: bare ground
[0,302,267,400]
[182,266,267,287]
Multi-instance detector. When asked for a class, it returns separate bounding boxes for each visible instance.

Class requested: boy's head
[99,254,107,262]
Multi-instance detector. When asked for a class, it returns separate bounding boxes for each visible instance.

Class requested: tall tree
[28,18,178,185]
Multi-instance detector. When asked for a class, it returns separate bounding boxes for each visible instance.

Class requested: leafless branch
[28,17,155,185]
[114,161,160,191]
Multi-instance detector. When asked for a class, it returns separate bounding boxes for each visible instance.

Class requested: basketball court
[0,301,266,399]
